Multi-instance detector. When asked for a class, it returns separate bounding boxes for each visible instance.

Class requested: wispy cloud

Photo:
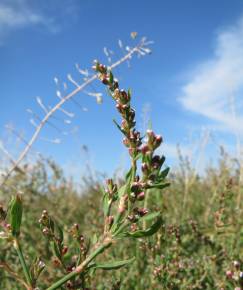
[179,16,243,135]
[0,0,57,43]
[158,143,192,161]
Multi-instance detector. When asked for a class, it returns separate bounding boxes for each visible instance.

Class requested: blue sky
[1,0,243,178]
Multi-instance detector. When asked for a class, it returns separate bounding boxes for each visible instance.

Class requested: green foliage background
[0,150,242,289]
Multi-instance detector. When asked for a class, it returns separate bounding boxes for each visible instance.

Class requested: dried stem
[0,261,30,290]
[0,39,149,187]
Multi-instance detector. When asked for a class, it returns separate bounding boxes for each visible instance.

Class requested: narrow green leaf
[146,182,170,190]
[51,241,61,260]
[123,217,163,238]
[113,119,125,135]
[159,167,170,179]
[56,223,64,244]
[117,183,127,199]
[127,88,132,100]
[125,167,133,181]
[92,257,135,270]
[103,192,110,216]
[9,195,23,237]
[139,211,161,222]
[134,152,142,161]
[109,71,114,84]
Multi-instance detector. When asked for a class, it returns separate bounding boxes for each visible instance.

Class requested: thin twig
[0,262,30,289]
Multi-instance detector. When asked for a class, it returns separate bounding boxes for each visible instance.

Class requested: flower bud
[116,103,122,113]
[234,260,240,269]
[62,246,68,255]
[114,88,120,100]
[102,76,109,85]
[155,135,163,146]
[131,182,141,193]
[107,215,114,226]
[136,208,148,217]
[226,270,233,279]
[127,215,136,222]
[137,191,145,200]
[141,163,149,175]
[5,223,11,231]
[123,138,130,147]
[80,235,85,243]
[42,228,49,236]
[140,144,149,155]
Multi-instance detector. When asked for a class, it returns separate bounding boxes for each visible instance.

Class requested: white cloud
[0,0,55,42]
[179,16,243,136]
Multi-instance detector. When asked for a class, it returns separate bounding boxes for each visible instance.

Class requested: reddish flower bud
[107,215,114,226]
[102,77,109,85]
[137,208,148,217]
[233,260,240,268]
[118,206,125,214]
[131,182,141,192]
[137,191,145,200]
[116,103,122,113]
[226,270,233,279]
[62,246,68,255]
[5,223,11,231]
[74,223,79,230]
[141,163,149,175]
[130,223,138,232]
[123,138,130,147]
[155,135,163,145]
[114,88,120,100]
[140,144,149,155]
[42,228,49,236]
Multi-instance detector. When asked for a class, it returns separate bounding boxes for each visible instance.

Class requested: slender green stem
[13,239,32,288]
[46,240,112,290]
[143,189,149,230]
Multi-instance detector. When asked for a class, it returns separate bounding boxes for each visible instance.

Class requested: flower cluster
[93,61,169,210]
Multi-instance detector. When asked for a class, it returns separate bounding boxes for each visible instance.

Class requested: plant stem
[46,239,112,290]
[13,239,32,288]
[143,189,148,230]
